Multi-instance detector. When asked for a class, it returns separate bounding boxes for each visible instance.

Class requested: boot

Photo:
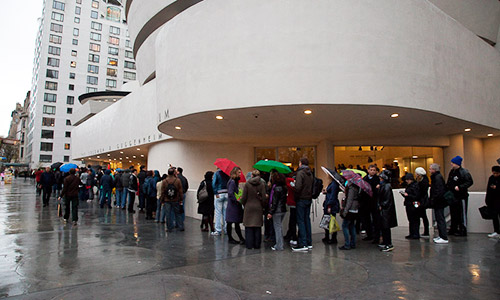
[322,231,330,243]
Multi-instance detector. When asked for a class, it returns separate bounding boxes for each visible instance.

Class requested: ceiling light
[133,156,136,158]
[137,148,140,151]
[96,156,100,158]
[393,159,398,163]
[129,161,132,163]
[464,128,471,132]
[412,155,418,159]
[120,151,123,154]
[140,155,144,157]
[119,158,122,160]
[391,113,399,118]
[175,126,181,130]
[215,115,224,120]
[107,154,111,156]
[304,110,312,115]
[487,133,493,137]
[126,157,129,159]
[113,158,116,161]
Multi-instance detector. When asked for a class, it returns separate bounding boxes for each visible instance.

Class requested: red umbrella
[342,170,372,197]
[214,158,246,182]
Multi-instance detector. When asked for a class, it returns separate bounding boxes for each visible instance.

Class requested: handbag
[197,182,209,203]
[479,206,494,220]
[319,214,331,230]
[329,215,341,233]
[57,200,63,218]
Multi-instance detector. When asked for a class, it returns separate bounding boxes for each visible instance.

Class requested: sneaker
[361,230,366,235]
[271,246,277,251]
[381,245,394,252]
[289,240,298,246]
[72,221,78,226]
[307,245,313,250]
[487,232,499,238]
[63,219,68,223]
[377,244,385,248]
[210,231,221,236]
[292,246,309,252]
[434,237,449,244]
[433,237,440,242]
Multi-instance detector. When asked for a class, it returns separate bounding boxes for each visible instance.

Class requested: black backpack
[166,179,178,200]
[312,177,323,199]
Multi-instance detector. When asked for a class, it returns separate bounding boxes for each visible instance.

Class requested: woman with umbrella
[226,167,245,244]
[322,169,341,244]
[339,170,361,250]
[267,172,287,251]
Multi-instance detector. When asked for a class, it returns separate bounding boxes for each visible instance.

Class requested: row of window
[44,93,74,105]
[42,117,71,127]
[40,142,71,151]
[43,105,73,115]
[40,155,70,163]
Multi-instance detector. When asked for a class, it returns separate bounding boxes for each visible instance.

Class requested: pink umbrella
[214,158,246,182]
[342,170,372,197]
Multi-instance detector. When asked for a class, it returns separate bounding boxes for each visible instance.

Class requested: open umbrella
[60,163,78,173]
[214,158,246,182]
[253,160,292,174]
[341,168,367,178]
[321,166,346,192]
[342,170,373,197]
[51,162,63,170]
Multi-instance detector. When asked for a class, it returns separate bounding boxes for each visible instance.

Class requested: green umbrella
[253,160,292,174]
[341,168,367,178]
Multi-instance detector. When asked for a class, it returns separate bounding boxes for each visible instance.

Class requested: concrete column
[443,134,464,177]
[316,140,334,182]
[463,136,485,191]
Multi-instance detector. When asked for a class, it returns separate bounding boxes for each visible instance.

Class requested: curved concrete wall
[146,0,500,131]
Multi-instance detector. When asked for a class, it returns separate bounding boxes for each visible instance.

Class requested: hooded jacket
[295,165,313,200]
[241,176,267,227]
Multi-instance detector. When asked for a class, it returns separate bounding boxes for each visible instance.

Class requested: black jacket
[486,175,500,212]
[178,174,189,194]
[114,173,123,189]
[378,181,397,229]
[447,167,473,199]
[269,184,287,215]
[417,176,429,208]
[295,165,313,200]
[404,181,420,207]
[40,171,55,188]
[363,174,380,209]
[430,171,447,208]
[129,174,138,192]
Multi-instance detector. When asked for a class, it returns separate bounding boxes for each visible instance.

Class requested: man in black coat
[40,167,55,207]
[429,163,448,244]
[446,156,473,236]
[362,164,380,243]
[137,165,147,213]
[177,167,189,222]
[486,166,500,238]
[378,170,397,252]
[402,173,420,239]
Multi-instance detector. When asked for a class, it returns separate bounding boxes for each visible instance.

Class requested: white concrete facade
[71,0,500,232]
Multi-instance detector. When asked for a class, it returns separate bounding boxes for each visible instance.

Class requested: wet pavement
[0,178,499,299]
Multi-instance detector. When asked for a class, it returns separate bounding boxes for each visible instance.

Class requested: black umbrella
[321,166,346,192]
[51,162,63,170]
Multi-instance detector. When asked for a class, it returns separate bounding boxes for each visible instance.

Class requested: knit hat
[415,167,426,176]
[451,156,463,166]
[379,170,391,181]
[404,173,414,181]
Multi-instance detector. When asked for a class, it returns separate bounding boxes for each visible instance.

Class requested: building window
[64,155,70,162]
[86,87,97,93]
[45,81,58,90]
[107,58,118,66]
[87,76,98,85]
[107,68,117,77]
[69,84,74,90]
[44,93,57,102]
[74,17,80,23]
[89,43,101,52]
[106,79,117,88]
[125,40,131,48]
[50,23,63,33]
[46,69,59,79]
[66,119,72,126]
[49,34,62,44]
[69,72,75,79]
[108,36,119,45]
[110,26,120,35]
[48,46,61,56]
[75,6,81,15]
[91,10,98,19]
[65,131,71,138]
[40,155,53,163]
[64,143,71,150]
[125,50,134,59]
[51,12,64,22]
[70,61,77,68]
[88,64,99,74]
[92,0,99,8]
[108,47,119,55]
[91,21,102,31]
[67,108,73,114]
[53,1,65,11]
[124,71,136,80]
[71,50,77,56]
[43,105,56,115]
[124,61,136,70]
[42,118,55,127]
[73,28,79,36]
[76,0,82,4]
[72,39,78,45]
[90,32,101,41]
[67,96,74,105]
[40,142,53,151]
[47,57,60,67]
[88,53,100,63]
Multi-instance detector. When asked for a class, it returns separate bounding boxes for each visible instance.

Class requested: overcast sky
[0,1,43,137]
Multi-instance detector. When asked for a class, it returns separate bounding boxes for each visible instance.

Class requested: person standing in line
[96,167,104,200]
[40,167,55,207]
[378,170,397,251]
[114,170,123,208]
[137,165,147,213]
[362,165,380,244]
[292,158,314,252]
[268,172,288,251]
[284,173,298,247]
[54,169,63,198]
[429,163,449,244]
[120,169,131,210]
[322,176,340,244]
[100,170,114,208]
[339,171,361,251]
[401,173,421,239]
[486,166,500,239]
[415,167,430,238]
[212,168,230,236]
[59,168,80,226]
[162,167,184,232]
[446,156,473,236]
[144,171,157,220]
[156,174,167,223]
[35,168,43,196]
[86,169,95,201]
[177,167,189,222]
[226,167,245,244]
[78,168,89,201]
[240,170,267,249]
[197,171,215,232]
[128,169,138,214]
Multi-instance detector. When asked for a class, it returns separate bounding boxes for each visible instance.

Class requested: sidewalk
[0,179,499,299]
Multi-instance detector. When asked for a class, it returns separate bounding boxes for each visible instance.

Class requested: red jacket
[35,170,43,183]
[286,178,296,207]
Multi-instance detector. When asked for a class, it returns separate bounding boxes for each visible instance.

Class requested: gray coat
[241,176,267,227]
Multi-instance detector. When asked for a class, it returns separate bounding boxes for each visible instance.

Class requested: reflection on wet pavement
[0,179,499,299]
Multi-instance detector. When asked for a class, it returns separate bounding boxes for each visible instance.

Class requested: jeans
[296,199,312,247]
[146,196,156,218]
[245,227,262,249]
[342,217,356,248]
[214,193,228,233]
[138,190,145,209]
[120,189,128,208]
[164,202,184,230]
[115,189,123,207]
[156,199,167,222]
[272,212,286,250]
[100,188,112,207]
[434,207,448,240]
[180,194,186,222]
[64,196,79,222]
[285,206,297,240]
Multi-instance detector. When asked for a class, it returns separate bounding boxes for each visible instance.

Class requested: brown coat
[161,176,183,203]
[241,176,267,227]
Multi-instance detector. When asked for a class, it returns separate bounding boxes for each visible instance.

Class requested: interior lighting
[391,113,399,118]
[113,158,116,161]
[120,151,124,154]
[216,115,224,120]
[96,156,100,158]
[412,156,418,159]
[141,155,144,157]
[175,126,181,130]
[137,148,140,151]
[107,154,111,156]
[129,161,132,163]
[119,158,122,160]
[487,133,493,137]
[133,156,136,158]
[304,110,312,115]
[464,128,471,132]
[126,157,129,159]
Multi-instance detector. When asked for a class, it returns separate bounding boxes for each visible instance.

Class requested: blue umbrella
[60,163,78,173]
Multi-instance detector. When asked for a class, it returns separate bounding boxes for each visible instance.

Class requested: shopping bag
[479,206,494,220]
[319,214,331,230]
[329,215,341,233]
[57,201,63,218]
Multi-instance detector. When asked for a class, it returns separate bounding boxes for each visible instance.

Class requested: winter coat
[285,177,296,207]
[363,174,380,210]
[40,171,55,188]
[121,170,131,189]
[341,182,360,218]
[35,170,43,183]
[403,181,419,207]
[128,174,138,192]
[226,179,243,223]
[114,173,123,190]
[178,174,189,194]
[241,176,267,227]
[486,175,500,212]
[447,167,473,200]
[156,181,163,199]
[100,171,114,190]
[323,181,340,215]
[269,184,287,215]
[54,171,63,186]
[138,170,147,192]
[378,181,398,229]
[161,176,183,203]
[417,175,429,208]
[60,174,80,198]
[197,179,215,215]
[430,171,447,209]
[295,165,313,200]
[144,176,157,198]
[212,170,229,194]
